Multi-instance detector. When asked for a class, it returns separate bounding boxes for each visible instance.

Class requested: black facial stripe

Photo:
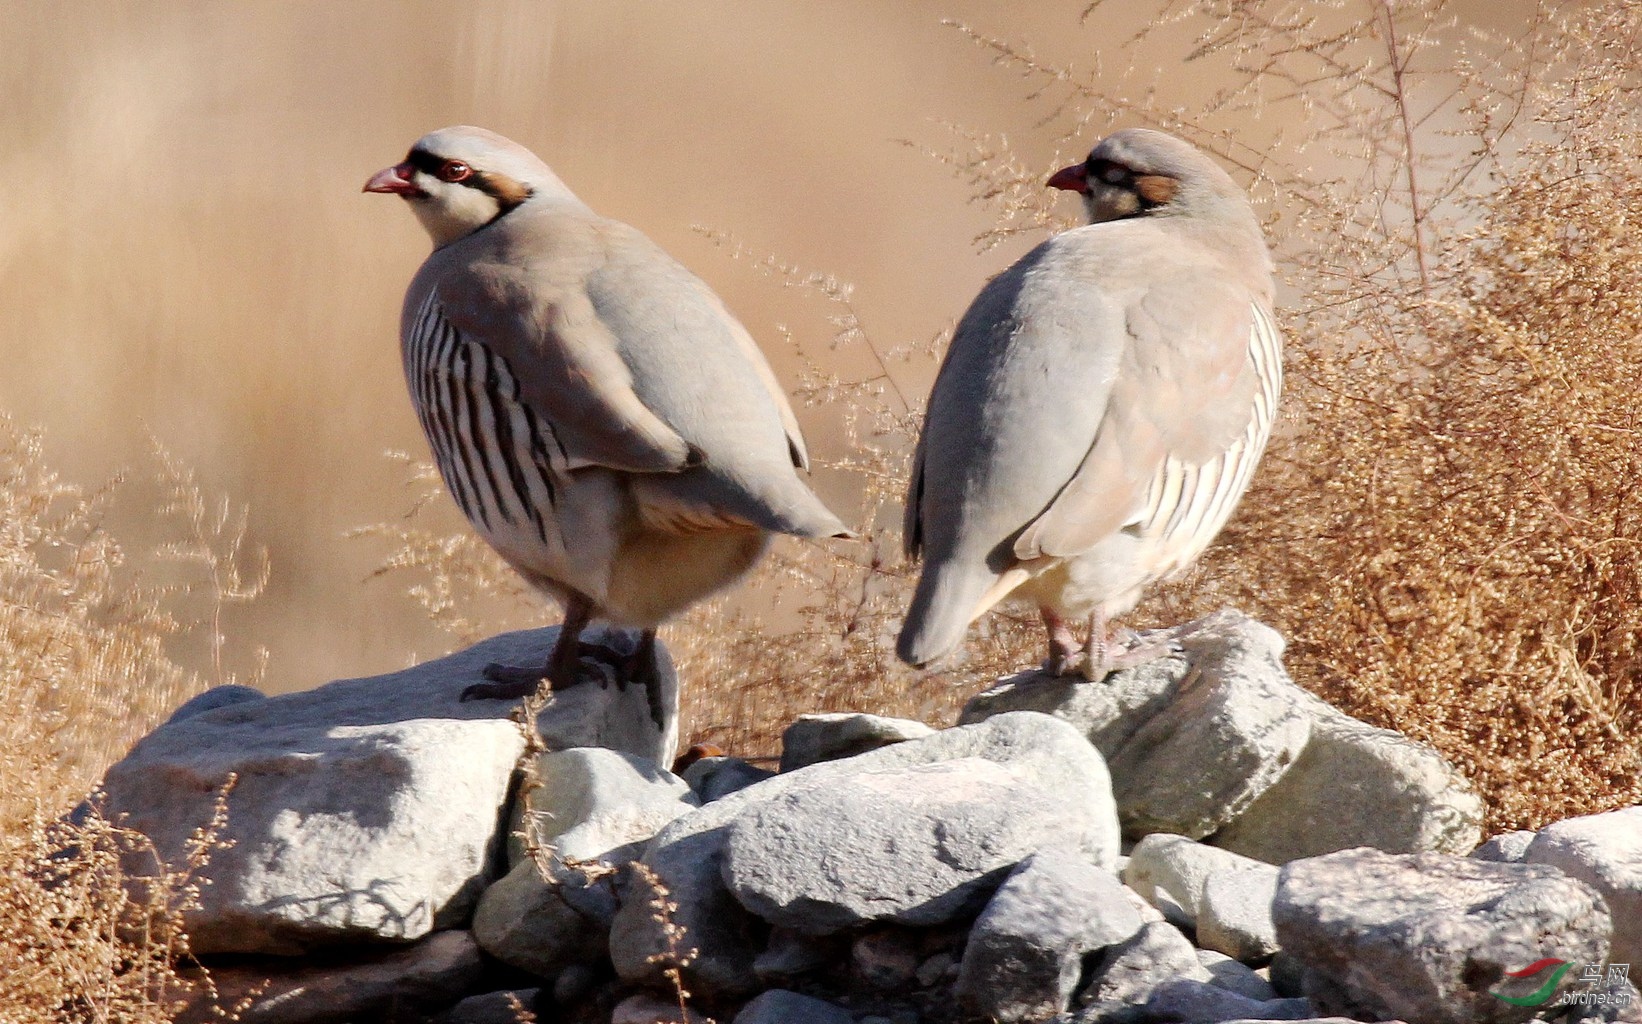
[405,147,534,219]
[406,147,448,177]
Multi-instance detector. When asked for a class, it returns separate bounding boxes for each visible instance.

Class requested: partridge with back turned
[898,128,1281,676]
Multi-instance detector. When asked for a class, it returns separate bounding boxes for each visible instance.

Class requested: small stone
[1196,861,1281,962]
[1144,979,1317,1022]
[917,951,957,987]
[551,963,597,1005]
[853,928,922,988]
[1077,920,1211,1015]
[1268,950,1307,998]
[1525,806,1642,968]
[1123,833,1269,931]
[164,684,264,725]
[435,989,543,1024]
[956,849,1144,1022]
[1197,949,1279,1002]
[611,993,710,1024]
[505,746,697,867]
[754,927,842,983]
[733,989,855,1024]
[779,712,936,771]
[682,756,775,803]
[1470,830,1537,863]
[471,858,615,980]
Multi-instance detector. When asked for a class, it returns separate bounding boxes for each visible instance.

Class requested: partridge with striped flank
[366,126,850,707]
[898,129,1282,678]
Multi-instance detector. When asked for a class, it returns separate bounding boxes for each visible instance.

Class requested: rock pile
[92,612,1640,1024]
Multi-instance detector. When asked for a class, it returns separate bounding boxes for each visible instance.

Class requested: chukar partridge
[365,126,850,704]
[897,128,1281,677]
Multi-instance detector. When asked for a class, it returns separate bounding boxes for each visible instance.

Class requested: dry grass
[0,416,263,1021]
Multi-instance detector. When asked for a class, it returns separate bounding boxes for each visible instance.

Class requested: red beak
[1047,163,1089,194]
[363,162,423,197]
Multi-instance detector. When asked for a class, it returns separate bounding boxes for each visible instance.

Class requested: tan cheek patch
[478,171,533,210]
[1134,174,1179,205]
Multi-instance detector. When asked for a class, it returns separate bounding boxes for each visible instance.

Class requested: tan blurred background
[0,1,1520,693]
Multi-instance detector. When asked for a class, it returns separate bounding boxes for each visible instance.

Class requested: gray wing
[1013,270,1261,562]
[419,246,702,477]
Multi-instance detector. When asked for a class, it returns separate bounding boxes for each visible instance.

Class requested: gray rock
[681,756,775,803]
[1471,830,1538,863]
[611,712,1120,998]
[434,989,543,1024]
[505,746,697,868]
[1144,979,1316,1022]
[611,994,709,1024]
[734,989,855,1024]
[1122,833,1268,931]
[754,927,843,983]
[1196,949,1279,1002]
[918,951,958,987]
[471,859,615,980]
[1268,950,1306,998]
[964,610,1311,839]
[779,712,936,772]
[100,626,675,955]
[1273,847,1612,1024]
[551,963,598,1005]
[1076,920,1211,1019]
[956,849,1144,1022]
[174,930,485,1024]
[852,928,922,988]
[1197,861,1281,962]
[1210,692,1482,863]
[1525,807,1642,968]
[164,684,264,725]
[724,752,1114,934]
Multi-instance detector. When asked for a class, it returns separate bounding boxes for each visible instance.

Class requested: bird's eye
[437,160,472,183]
[1100,163,1129,185]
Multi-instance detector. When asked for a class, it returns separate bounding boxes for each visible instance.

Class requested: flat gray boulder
[100,626,675,955]
[610,711,1119,998]
[963,610,1311,839]
[722,754,1108,934]
[1274,848,1612,1024]
[1525,807,1642,969]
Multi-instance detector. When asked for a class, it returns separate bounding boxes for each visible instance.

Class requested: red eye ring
[437,160,472,183]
